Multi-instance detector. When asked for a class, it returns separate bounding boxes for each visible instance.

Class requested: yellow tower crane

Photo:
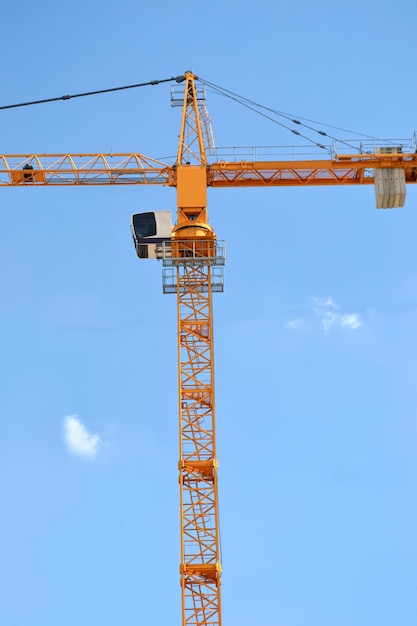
[2,71,417,626]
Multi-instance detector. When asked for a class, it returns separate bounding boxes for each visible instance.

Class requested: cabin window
[132,212,157,239]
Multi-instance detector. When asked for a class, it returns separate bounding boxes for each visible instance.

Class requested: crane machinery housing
[2,71,417,626]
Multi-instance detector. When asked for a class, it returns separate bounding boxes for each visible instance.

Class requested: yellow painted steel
[175,72,222,626]
[175,166,207,211]
[0,154,172,186]
[176,74,207,167]
[1,152,416,187]
[177,263,221,626]
[208,154,417,187]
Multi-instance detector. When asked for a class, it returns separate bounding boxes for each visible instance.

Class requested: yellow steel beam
[177,72,207,167]
[208,153,417,187]
[1,152,416,188]
[177,263,222,626]
[0,153,172,186]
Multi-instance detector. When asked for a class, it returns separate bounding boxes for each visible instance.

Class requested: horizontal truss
[208,153,417,187]
[0,153,171,186]
[0,152,416,187]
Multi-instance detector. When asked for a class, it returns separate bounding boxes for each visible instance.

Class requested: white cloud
[340,313,362,330]
[314,297,362,332]
[286,297,363,332]
[313,296,338,311]
[63,415,101,460]
[287,318,305,330]
[321,312,337,332]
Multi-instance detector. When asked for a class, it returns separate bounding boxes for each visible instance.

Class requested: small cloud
[340,313,362,330]
[286,297,363,333]
[313,297,362,332]
[313,296,338,311]
[63,415,101,460]
[321,312,338,332]
[287,318,305,330]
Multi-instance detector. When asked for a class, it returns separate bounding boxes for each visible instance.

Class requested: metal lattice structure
[2,152,417,188]
[162,239,225,626]
[176,261,222,626]
[3,70,417,626]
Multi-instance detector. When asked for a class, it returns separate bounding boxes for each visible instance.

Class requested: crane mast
[167,72,223,626]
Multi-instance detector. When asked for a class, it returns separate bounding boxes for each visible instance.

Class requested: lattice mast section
[168,72,223,626]
[173,264,224,626]
[163,246,224,626]
[177,261,221,626]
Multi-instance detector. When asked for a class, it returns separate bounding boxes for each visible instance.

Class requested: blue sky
[1,2,416,625]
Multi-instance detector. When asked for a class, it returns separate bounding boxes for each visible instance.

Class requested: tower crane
[2,71,417,626]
